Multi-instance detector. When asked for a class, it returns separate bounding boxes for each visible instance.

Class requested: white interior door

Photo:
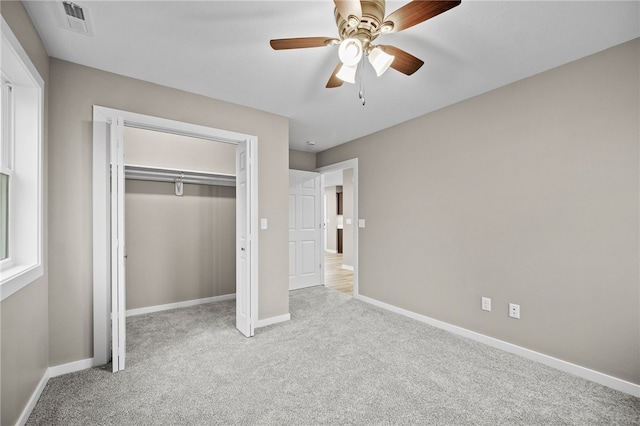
[110,117,126,372]
[236,140,253,336]
[289,170,322,290]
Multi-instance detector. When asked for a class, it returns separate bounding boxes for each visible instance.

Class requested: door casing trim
[92,105,258,366]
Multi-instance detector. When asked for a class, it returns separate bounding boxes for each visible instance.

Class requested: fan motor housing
[335,0,386,43]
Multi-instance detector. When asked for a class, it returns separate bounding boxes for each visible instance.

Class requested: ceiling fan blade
[326,62,344,88]
[270,37,339,50]
[380,45,424,75]
[334,0,362,21]
[384,0,461,34]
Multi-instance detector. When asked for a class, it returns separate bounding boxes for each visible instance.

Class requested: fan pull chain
[358,56,366,106]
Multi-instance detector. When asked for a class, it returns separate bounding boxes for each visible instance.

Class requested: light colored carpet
[28,287,640,425]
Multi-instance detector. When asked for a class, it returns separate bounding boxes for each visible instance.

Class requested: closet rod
[124,165,236,187]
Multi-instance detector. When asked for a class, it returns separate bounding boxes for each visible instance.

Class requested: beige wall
[48,58,289,366]
[124,128,237,310]
[0,1,50,425]
[289,149,316,171]
[125,126,236,174]
[325,186,338,252]
[126,181,236,309]
[342,169,354,268]
[318,39,640,385]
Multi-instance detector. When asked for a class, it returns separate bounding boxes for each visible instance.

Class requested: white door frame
[92,106,259,367]
[316,158,359,297]
[110,116,126,371]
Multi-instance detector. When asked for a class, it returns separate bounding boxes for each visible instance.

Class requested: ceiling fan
[270,0,461,89]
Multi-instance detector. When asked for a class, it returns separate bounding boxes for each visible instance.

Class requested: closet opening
[123,127,237,318]
[93,106,258,372]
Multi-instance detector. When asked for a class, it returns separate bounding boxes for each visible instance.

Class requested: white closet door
[289,170,322,290]
[236,140,253,337]
[110,117,126,372]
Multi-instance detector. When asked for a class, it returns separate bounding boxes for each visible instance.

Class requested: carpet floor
[28,287,640,425]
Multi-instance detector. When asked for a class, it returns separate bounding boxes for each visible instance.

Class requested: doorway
[92,107,258,371]
[317,159,359,297]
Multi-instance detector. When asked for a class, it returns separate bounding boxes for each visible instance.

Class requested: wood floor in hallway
[324,252,353,296]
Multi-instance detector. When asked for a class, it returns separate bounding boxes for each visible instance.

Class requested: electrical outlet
[509,303,520,319]
[481,297,491,312]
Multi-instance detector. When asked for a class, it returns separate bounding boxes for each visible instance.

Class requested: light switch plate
[358,219,365,228]
[481,297,491,312]
[260,218,268,230]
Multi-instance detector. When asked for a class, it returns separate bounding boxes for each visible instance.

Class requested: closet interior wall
[124,127,237,310]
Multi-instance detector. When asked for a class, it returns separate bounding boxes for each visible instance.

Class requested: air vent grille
[63,2,84,20]
[59,1,92,35]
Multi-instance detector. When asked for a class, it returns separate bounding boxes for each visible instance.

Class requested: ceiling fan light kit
[336,64,358,84]
[368,46,394,76]
[338,38,364,66]
[270,0,461,92]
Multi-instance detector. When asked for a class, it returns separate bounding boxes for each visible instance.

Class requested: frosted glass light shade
[368,47,395,76]
[338,38,363,66]
[336,64,357,84]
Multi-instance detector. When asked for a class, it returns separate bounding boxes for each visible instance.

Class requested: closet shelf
[124,164,236,187]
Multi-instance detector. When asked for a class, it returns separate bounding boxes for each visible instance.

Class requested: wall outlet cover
[509,303,520,319]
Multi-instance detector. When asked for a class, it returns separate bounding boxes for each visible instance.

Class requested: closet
[123,127,237,314]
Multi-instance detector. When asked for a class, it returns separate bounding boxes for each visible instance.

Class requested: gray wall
[48,58,290,367]
[289,149,316,171]
[0,2,50,425]
[317,39,640,385]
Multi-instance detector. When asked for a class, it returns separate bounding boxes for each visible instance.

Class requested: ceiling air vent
[59,1,92,35]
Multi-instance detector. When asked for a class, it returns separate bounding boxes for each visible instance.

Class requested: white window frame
[0,77,14,263]
[0,17,45,301]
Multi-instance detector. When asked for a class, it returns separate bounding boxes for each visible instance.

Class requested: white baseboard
[356,294,640,398]
[18,357,95,426]
[256,313,291,328]
[325,249,337,254]
[342,264,354,271]
[17,370,49,426]
[126,294,236,317]
[48,357,96,378]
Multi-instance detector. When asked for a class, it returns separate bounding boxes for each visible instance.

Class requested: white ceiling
[23,1,639,152]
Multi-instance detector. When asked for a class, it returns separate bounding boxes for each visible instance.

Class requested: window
[0,18,44,300]
[1,78,13,262]
[0,172,8,261]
